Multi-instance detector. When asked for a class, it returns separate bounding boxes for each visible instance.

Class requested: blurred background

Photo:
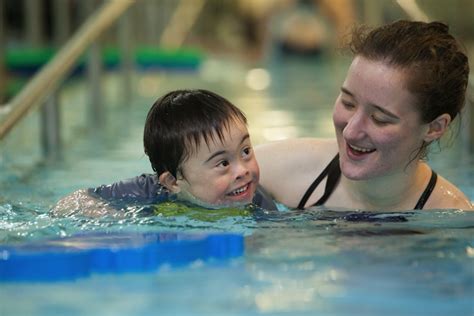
[0,0,473,205]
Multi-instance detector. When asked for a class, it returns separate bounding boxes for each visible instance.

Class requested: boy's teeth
[230,185,248,196]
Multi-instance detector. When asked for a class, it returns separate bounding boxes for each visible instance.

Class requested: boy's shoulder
[88,174,168,203]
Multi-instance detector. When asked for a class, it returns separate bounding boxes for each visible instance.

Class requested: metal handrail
[396,0,429,22]
[160,0,206,48]
[0,0,134,140]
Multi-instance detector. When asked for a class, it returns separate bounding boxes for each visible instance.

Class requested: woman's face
[332,56,430,180]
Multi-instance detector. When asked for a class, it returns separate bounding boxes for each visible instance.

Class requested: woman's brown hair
[348,20,469,123]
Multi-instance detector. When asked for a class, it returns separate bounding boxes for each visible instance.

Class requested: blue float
[0,232,243,282]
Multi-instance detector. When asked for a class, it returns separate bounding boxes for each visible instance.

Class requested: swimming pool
[1,55,473,315]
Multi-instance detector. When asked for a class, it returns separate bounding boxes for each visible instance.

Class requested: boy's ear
[159,172,181,193]
[424,113,451,142]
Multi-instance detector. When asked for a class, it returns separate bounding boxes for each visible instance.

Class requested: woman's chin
[340,163,370,181]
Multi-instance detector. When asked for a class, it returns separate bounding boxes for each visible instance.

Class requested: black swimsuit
[297,154,438,210]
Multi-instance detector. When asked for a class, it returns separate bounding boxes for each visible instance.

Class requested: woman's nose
[342,110,367,141]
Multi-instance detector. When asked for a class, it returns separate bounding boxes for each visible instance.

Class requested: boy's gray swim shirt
[88,174,278,211]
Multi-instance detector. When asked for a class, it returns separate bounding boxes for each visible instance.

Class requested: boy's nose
[235,162,250,179]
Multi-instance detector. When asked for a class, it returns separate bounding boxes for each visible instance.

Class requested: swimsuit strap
[313,156,341,207]
[413,170,437,210]
[297,154,340,209]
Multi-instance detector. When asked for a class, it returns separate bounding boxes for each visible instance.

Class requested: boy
[54,89,276,215]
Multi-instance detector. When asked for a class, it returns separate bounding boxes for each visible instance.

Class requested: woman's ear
[159,172,181,193]
[424,113,451,142]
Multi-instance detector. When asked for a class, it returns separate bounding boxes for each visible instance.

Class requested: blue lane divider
[0,232,244,282]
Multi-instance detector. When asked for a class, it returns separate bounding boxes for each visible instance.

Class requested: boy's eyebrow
[341,87,399,120]
[204,134,250,163]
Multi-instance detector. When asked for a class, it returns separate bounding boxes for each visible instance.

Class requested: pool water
[1,209,473,315]
[0,55,473,315]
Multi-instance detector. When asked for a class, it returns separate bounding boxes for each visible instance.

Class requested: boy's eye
[217,160,230,168]
[242,146,252,157]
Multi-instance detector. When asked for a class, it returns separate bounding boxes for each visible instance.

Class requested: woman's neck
[340,161,431,210]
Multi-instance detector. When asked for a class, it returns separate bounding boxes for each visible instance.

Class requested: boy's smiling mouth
[228,183,250,196]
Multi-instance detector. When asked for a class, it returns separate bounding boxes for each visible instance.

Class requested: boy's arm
[51,174,168,217]
[88,174,165,202]
[50,189,117,217]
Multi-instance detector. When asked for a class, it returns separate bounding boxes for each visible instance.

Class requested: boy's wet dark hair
[143,89,247,178]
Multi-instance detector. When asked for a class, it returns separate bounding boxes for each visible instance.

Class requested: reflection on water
[243,210,473,314]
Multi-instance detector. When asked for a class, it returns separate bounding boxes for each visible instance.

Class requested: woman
[256,20,473,210]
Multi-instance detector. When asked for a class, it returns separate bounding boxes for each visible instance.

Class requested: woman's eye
[341,100,355,109]
[371,115,390,125]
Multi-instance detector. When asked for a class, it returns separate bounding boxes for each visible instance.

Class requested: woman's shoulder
[255,138,339,207]
[428,174,473,210]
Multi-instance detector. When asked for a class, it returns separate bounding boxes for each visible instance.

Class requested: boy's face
[173,120,260,208]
